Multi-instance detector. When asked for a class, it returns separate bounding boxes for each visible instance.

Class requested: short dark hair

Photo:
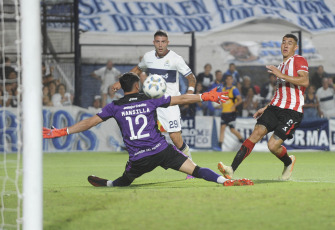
[283,34,298,43]
[119,72,140,93]
[154,29,168,38]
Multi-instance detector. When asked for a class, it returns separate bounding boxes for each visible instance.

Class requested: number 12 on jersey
[125,115,150,140]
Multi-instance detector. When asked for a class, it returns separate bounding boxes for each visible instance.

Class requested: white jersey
[138,50,192,96]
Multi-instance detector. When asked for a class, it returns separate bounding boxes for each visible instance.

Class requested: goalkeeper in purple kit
[43,72,253,187]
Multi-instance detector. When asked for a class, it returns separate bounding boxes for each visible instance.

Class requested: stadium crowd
[1,56,334,122]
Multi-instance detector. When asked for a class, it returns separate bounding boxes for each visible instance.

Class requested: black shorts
[221,112,237,128]
[257,105,303,141]
[123,144,188,180]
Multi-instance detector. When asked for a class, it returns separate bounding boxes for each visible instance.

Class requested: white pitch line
[291,179,335,183]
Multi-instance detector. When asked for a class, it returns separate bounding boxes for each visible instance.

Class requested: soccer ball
[142,74,167,98]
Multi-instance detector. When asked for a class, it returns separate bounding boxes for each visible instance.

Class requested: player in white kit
[112,30,196,178]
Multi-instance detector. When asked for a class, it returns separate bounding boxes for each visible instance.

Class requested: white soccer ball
[142,74,167,98]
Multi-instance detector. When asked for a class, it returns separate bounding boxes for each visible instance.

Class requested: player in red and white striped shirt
[218,34,309,181]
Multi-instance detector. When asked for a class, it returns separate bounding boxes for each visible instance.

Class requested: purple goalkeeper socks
[198,167,220,183]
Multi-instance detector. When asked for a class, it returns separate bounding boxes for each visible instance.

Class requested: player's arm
[266,65,309,88]
[185,73,197,94]
[170,88,228,106]
[91,71,101,81]
[43,115,103,139]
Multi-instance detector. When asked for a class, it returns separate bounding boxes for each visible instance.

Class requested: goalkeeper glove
[201,87,229,104]
[43,127,69,139]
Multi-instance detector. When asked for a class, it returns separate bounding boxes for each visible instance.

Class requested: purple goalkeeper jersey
[97,93,171,161]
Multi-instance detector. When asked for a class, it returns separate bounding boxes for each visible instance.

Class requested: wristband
[199,94,203,101]
[188,86,195,92]
[66,127,70,135]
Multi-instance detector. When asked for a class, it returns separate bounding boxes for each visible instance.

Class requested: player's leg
[217,124,227,151]
[218,106,277,178]
[88,157,159,187]
[267,134,295,180]
[88,171,134,187]
[179,159,253,186]
[169,131,190,156]
[228,113,244,143]
[270,109,302,180]
[217,112,227,150]
[218,124,267,179]
[157,106,191,156]
[229,127,244,143]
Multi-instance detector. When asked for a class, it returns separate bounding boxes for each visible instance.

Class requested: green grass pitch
[2,151,335,230]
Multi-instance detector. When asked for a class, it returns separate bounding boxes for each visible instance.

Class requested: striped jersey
[270,55,309,113]
[138,50,192,96]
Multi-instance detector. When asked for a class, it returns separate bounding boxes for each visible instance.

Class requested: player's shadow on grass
[127,179,186,188]
[252,179,286,184]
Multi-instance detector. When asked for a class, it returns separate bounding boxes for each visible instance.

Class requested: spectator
[0,89,3,107]
[48,81,57,100]
[238,75,254,116]
[303,85,321,120]
[242,87,259,117]
[0,57,15,80]
[240,75,254,98]
[215,75,244,151]
[91,60,121,107]
[52,83,72,107]
[93,95,102,109]
[207,70,224,116]
[316,77,335,118]
[311,65,329,90]
[42,85,53,106]
[223,63,241,88]
[2,69,18,107]
[260,73,277,106]
[42,62,55,86]
[106,86,122,104]
[196,63,213,92]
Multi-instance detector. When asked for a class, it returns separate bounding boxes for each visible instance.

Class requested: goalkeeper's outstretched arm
[43,115,103,139]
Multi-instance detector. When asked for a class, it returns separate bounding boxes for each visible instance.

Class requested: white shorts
[157,105,182,132]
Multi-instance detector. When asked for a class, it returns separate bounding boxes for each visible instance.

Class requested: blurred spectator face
[215,71,223,82]
[229,63,236,72]
[48,82,57,96]
[106,61,113,70]
[204,64,212,74]
[195,82,203,93]
[247,87,254,97]
[317,65,324,75]
[57,84,66,96]
[322,78,329,89]
[93,95,101,108]
[308,85,316,94]
[225,75,233,86]
[243,76,251,87]
[7,71,17,89]
[43,86,49,95]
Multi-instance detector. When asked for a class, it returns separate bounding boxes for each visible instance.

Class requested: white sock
[107,180,113,187]
[217,176,228,184]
